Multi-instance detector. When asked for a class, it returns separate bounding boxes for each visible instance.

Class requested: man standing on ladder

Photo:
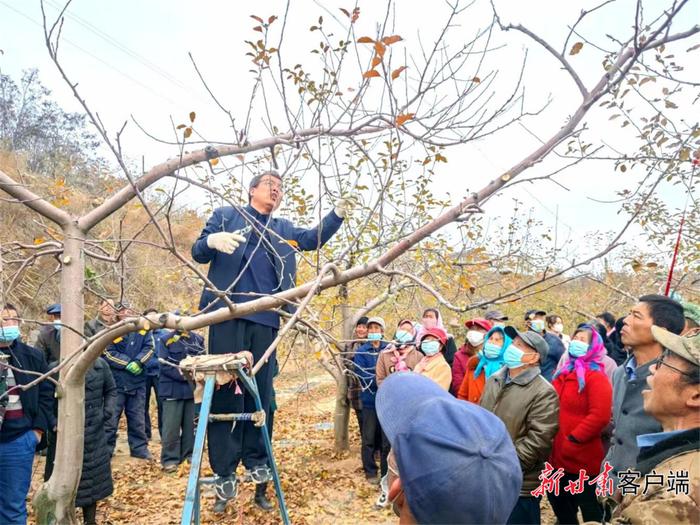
[192,171,347,512]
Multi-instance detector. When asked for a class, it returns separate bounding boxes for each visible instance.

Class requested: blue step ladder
[177,354,290,525]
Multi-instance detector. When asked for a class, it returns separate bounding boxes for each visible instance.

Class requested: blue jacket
[102,329,154,392]
[157,331,204,400]
[191,205,343,315]
[145,329,168,376]
[352,341,388,410]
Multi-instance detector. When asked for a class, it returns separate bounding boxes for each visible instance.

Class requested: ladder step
[208,412,262,422]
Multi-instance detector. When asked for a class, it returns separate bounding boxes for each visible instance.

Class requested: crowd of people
[0,300,205,524]
[1,168,699,525]
[346,296,700,524]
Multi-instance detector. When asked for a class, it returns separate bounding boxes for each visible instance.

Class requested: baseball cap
[418,327,447,345]
[46,303,61,315]
[504,326,548,362]
[465,318,493,331]
[524,309,546,320]
[377,373,522,524]
[485,310,508,322]
[366,316,385,331]
[651,325,699,366]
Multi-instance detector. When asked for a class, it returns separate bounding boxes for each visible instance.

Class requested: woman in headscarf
[548,324,612,525]
[415,308,458,366]
[376,320,422,387]
[457,325,511,404]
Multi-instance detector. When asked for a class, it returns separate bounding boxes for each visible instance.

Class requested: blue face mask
[421,340,441,356]
[483,342,502,359]
[503,345,525,369]
[395,330,412,344]
[0,325,21,344]
[53,320,62,331]
[568,340,589,358]
[530,319,545,333]
[367,332,382,341]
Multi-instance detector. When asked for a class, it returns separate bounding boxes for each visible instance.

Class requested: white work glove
[334,198,350,219]
[206,232,246,254]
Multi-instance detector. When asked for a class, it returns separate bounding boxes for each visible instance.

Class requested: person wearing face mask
[451,318,492,395]
[457,325,512,404]
[548,324,612,524]
[556,322,618,381]
[36,303,62,364]
[0,304,54,525]
[345,317,369,435]
[546,314,570,349]
[352,317,390,481]
[526,309,565,383]
[376,320,422,387]
[415,308,458,366]
[414,327,452,391]
[485,309,509,327]
[480,326,559,525]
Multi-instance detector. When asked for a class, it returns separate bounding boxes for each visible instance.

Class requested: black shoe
[254,483,274,512]
[213,497,228,514]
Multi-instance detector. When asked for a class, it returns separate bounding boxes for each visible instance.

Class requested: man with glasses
[604,294,686,485]
[608,327,699,523]
[192,170,347,512]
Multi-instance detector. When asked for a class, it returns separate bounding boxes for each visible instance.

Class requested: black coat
[77,358,116,506]
[45,359,117,506]
[0,339,54,447]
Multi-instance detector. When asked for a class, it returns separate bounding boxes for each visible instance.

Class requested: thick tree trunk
[332,283,353,452]
[34,224,86,525]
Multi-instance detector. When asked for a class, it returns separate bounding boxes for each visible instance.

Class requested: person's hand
[334,198,351,218]
[125,361,143,375]
[206,232,246,254]
[33,429,43,442]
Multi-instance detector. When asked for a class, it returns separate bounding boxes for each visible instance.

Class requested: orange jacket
[456,355,487,404]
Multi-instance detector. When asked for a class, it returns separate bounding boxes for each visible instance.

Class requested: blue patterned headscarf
[473,326,512,379]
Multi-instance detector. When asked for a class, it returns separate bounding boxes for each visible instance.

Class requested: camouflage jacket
[611,429,699,524]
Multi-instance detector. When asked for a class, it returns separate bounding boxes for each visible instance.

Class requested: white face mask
[553,323,564,334]
[466,330,484,346]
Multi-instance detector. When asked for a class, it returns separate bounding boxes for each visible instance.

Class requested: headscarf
[414,308,448,344]
[552,323,605,392]
[473,326,512,379]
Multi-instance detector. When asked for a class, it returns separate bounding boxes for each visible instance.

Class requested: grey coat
[604,355,662,481]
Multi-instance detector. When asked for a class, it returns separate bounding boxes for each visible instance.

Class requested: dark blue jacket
[541,331,566,382]
[191,205,343,313]
[157,331,204,400]
[102,329,154,392]
[145,329,167,376]
[0,339,54,447]
[352,341,388,410]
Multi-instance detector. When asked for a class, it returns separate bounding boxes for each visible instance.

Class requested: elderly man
[192,170,346,512]
[604,294,685,483]
[377,372,522,524]
[36,303,62,363]
[608,327,699,523]
[480,326,559,525]
[0,304,54,524]
[84,298,116,338]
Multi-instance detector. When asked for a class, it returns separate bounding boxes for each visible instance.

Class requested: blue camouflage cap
[376,372,522,524]
[46,303,61,315]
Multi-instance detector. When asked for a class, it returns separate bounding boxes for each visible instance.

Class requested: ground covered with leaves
[30,365,555,524]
